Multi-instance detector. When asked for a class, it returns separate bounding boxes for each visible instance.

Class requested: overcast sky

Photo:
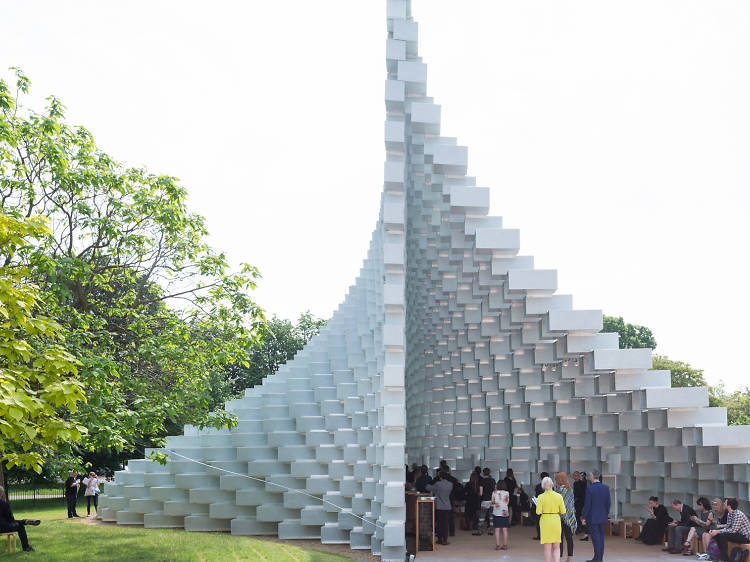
[2,1,748,389]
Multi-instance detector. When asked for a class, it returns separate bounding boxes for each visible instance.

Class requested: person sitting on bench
[0,485,40,552]
[708,498,750,562]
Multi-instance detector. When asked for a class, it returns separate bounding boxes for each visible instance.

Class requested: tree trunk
[0,462,6,500]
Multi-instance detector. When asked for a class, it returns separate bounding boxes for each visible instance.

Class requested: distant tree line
[603,315,748,424]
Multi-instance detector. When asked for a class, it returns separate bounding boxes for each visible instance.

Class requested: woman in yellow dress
[536,476,565,562]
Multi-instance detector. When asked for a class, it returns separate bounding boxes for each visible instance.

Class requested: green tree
[709,384,750,426]
[652,355,706,388]
[0,68,264,461]
[226,312,326,394]
[0,213,86,490]
[603,315,657,349]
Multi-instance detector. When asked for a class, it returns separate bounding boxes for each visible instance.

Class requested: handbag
[730,546,749,562]
[480,500,492,510]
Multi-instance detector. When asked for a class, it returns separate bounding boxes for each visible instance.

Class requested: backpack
[706,539,720,561]
[730,546,749,562]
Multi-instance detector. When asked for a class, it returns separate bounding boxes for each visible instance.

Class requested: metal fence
[5,482,65,502]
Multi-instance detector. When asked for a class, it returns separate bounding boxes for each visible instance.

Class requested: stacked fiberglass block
[98,0,749,559]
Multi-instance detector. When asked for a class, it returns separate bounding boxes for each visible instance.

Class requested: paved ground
[414,521,676,561]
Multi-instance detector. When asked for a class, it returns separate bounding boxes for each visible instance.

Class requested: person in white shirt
[82,472,101,516]
[492,480,511,551]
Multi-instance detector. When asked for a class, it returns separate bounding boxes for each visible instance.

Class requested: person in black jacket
[467,467,482,535]
[65,470,81,518]
[0,485,39,552]
[502,468,518,524]
[572,471,587,532]
[441,466,461,537]
[415,466,431,493]
[664,499,697,553]
[479,468,496,535]
[635,496,672,545]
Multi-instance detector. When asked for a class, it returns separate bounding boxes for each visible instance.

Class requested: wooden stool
[1,532,17,553]
[690,534,705,554]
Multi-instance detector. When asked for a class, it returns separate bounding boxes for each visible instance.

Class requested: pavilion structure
[98,1,750,560]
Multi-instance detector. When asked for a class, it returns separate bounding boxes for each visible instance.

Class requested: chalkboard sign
[417,499,434,552]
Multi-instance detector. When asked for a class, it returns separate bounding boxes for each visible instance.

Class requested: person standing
[555,472,577,562]
[479,468,496,535]
[415,466,431,493]
[82,472,101,516]
[708,498,750,562]
[635,496,671,545]
[536,476,565,562]
[65,470,80,518]
[503,468,518,524]
[0,485,39,552]
[442,466,460,537]
[573,471,587,532]
[466,467,482,534]
[582,469,610,562]
[532,471,550,540]
[491,480,510,551]
[427,471,453,546]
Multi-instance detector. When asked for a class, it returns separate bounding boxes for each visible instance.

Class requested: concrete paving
[414,522,675,561]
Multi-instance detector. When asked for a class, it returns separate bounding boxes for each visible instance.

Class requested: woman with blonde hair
[536,476,566,562]
[554,472,576,562]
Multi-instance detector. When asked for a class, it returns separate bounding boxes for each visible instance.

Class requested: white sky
[2,1,749,389]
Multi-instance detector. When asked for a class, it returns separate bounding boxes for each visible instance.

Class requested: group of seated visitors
[635,495,750,561]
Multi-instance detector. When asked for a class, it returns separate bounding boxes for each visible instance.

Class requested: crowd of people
[407,462,750,562]
[406,462,609,562]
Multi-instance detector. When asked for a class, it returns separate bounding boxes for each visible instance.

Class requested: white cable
[164,449,386,531]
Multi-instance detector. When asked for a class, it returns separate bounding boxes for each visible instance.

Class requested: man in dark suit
[664,499,697,554]
[65,470,81,518]
[582,469,610,562]
[0,485,39,552]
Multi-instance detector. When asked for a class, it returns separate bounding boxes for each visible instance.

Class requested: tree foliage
[0,68,264,458]
[603,315,657,349]
[709,384,750,426]
[0,213,86,475]
[652,355,706,388]
[226,312,326,394]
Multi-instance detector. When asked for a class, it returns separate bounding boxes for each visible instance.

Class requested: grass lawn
[4,500,355,561]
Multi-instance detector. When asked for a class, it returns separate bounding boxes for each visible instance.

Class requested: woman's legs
[684,527,695,551]
[494,525,500,547]
[702,531,712,553]
[93,493,98,513]
[86,495,92,515]
[543,543,554,562]
[560,523,574,557]
[502,527,508,547]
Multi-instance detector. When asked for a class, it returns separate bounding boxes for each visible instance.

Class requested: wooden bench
[1,532,17,553]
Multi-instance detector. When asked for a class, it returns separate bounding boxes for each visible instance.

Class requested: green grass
[3,500,355,561]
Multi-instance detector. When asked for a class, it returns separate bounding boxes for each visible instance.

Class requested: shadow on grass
[4,504,354,561]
